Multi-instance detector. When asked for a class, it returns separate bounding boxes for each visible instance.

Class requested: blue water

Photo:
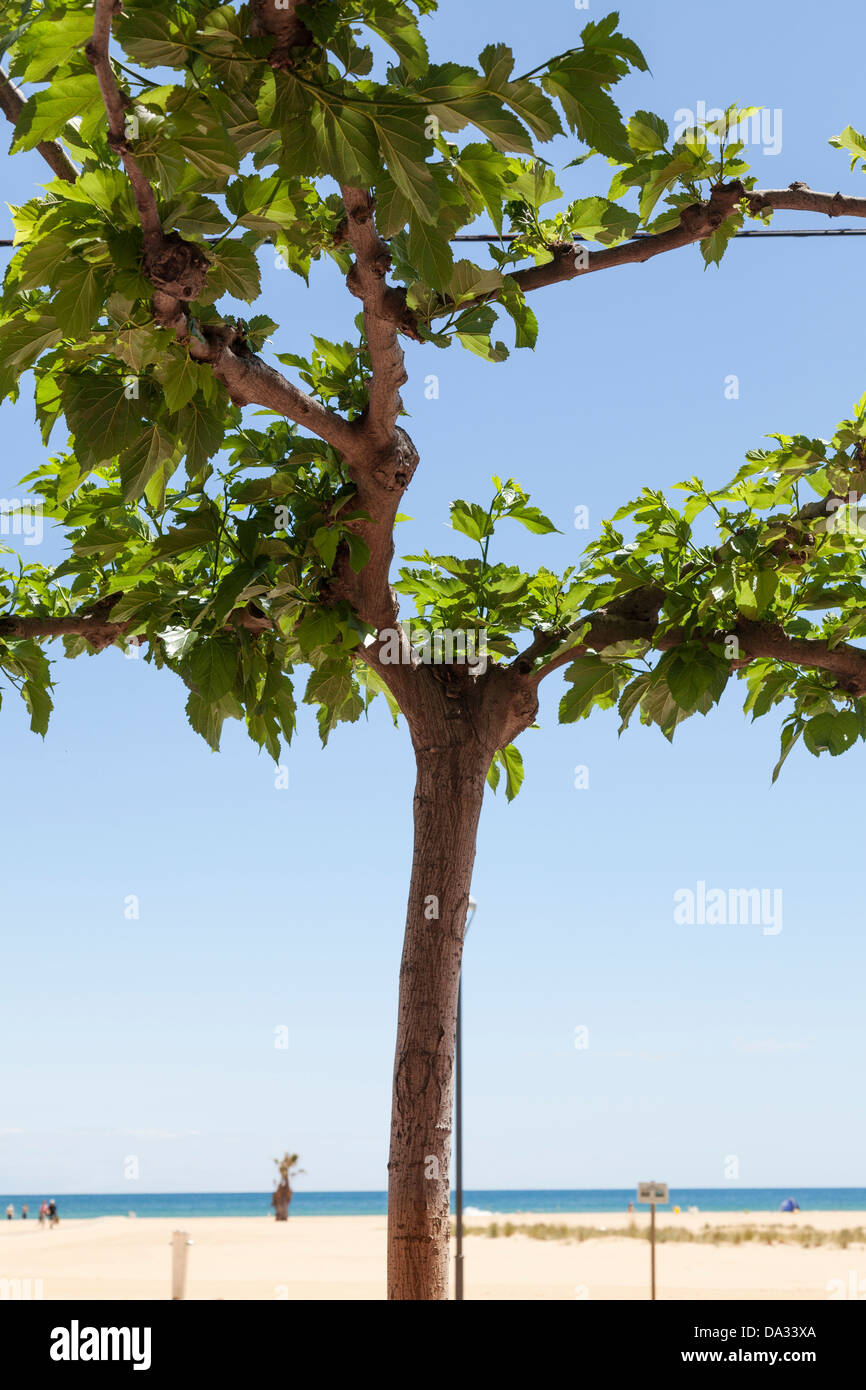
[1,1189,864,1219]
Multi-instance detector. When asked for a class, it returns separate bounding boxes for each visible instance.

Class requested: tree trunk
[386,728,490,1300]
[272,1182,292,1221]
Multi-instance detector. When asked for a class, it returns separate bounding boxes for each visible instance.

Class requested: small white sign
[637,1181,669,1205]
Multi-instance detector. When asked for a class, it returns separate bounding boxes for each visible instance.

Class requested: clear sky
[1,0,865,1196]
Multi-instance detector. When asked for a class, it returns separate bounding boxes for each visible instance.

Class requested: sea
[1,1189,864,1219]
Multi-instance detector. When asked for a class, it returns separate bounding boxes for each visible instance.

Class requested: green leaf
[366,9,429,75]
[173,399,227,477]
[188,636,238,702]
[312,101,379,184]
[185,690,230,751]
[505,80,562,144]
[803,710,862,757]
[701,212,744,269]
[11,75,103,151]
[627,109,669,153]
[580,12,648,74]
[455,144,511,233]
[153,510,219,558]
[295,607,342,657]
[449,94,534,153]
[62,374,142,465]
[117,10,191,67]
[407,219,454,290]
[15,12,96,82]
[211,563,260,626]
[374,169,413,237]
[559,654,624,722]
[638,152,698,222]
[828,125,866,170]
[346,534,370,573]
[448,260,505,302]
[663,646,728,714]
[52,261,112,339]
[374,113,438,222]
[618,672,652,733]
[0,313,61,398]
[23,678,53,736]
[157,350,206,413]
[498,743,524,800]
[567,196,639,245]
[119,424,176,503]
[451,500,492,542]
[772,720,803,782]
[312,525,339,568]
[542,65,630,161]
[173,105,238,182]
[507,504,559,535]
[304,660,364,745]
[207,242,261,302]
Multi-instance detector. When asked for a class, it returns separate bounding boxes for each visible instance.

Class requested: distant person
[627,1201,634,1214]
[47,1199,58,1227]
[21,1204,28,1219]
[39,1202,48,1226]
[5,1204,12,1220]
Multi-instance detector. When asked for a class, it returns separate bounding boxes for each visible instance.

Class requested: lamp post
[454,893,476,1302]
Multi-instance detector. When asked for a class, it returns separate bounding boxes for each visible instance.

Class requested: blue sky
[2,0,865,1196]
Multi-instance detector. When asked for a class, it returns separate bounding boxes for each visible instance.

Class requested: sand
[1,1210,864,1301]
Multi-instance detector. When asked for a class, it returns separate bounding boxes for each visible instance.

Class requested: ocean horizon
[2,1189,864,1219]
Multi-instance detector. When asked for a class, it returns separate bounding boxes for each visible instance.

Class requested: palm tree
[271,1152,304,1221]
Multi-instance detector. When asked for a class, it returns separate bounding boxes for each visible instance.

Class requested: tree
[272,1151,304,1220]
[1,0,866,1299]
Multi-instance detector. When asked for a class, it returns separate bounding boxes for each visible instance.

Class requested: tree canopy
[2,0,866,778]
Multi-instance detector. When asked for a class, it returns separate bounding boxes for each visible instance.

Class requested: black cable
[452,228,866,240]
[3,227,866,251]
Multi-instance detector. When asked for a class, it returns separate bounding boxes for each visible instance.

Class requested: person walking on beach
[39,1201,48,1226]
[21,1204,28,1219]
[5,1203,12,1220]
[47,1199,58,1227]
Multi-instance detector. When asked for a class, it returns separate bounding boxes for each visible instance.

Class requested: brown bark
[386,735,487,1299]
[272,1182,292,1220]
[0,68,77,182]
[384,664,537,1299]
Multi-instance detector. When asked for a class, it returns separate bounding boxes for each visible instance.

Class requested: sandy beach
[1,1210,864,1301]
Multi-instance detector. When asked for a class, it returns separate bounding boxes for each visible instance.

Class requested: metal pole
[454,895,475,1302]
[455,973,464,1302]
[650,1203,656,1301]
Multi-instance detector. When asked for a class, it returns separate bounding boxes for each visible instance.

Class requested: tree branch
[339,185,417,450]
[0,600,272,651]
[86,0,164,257]
[250,0,313,66]
[526,606,866,698]
[179,321,360,455]
[0,67,77,183]
[430,181,866,319]
[747,183,866,220]
[82,0,359,455]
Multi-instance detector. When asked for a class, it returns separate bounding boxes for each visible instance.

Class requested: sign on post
[637,1181,668,1205]
[637,1182,668,1300]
